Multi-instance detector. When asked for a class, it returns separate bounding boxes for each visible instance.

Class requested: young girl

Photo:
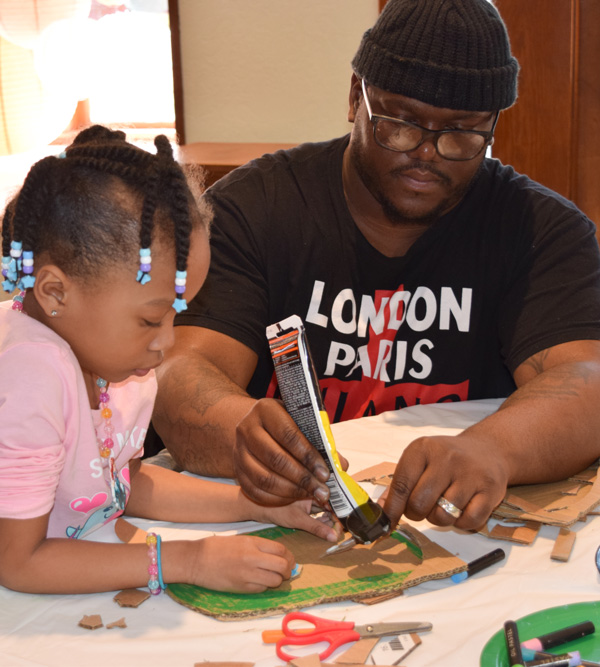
[0,126,339,596]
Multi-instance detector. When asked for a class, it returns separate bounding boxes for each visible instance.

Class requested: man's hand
[234,398,333,506]
[383,432,509,532]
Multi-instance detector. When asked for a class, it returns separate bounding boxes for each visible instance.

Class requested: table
[2,398,599,666]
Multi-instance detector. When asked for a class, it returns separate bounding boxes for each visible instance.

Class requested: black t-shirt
[178,135,600,422]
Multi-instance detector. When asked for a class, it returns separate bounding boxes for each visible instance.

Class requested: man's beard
[350,142,477,227]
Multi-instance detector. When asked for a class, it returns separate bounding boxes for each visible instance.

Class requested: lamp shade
[0,0,91,50]
[0,35,78,155]
[34,17,98,101]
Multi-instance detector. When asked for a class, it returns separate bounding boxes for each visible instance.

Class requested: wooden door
[493,0,600,227]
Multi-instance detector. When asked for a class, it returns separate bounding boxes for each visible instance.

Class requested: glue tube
[266,314,390,547]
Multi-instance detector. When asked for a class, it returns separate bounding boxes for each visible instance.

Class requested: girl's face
[59,227,209,385]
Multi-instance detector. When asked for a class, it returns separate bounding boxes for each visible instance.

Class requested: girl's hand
[189,535,294,593]
[254,499,343,543]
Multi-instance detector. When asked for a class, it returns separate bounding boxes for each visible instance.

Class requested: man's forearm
[152,354,256,477]
[468,359,600,485]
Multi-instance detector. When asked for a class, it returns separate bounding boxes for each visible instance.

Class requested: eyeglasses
[361,79,498,162]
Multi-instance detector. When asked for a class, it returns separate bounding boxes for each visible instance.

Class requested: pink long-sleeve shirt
[0,301,155,539]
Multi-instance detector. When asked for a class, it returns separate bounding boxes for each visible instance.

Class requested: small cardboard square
[114,588,151,608]
[166,523,465,620]
[78,614,103,630]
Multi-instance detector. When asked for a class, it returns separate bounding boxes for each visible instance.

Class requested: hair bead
[10,240,22,259]
[22,251,34,273]
[136,247,152,285]
[18,249,35,289]
[171,270,188,312]
[1,255,15,292]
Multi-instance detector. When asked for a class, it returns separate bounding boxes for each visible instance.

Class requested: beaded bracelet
[146,532,167,595]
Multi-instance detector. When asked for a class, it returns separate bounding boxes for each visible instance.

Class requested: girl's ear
[32,265,72,318]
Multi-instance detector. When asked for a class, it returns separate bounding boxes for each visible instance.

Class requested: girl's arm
[125,460,340,542]
[0,461,338,595]
[125,459,260,522]
[0,513,293,595]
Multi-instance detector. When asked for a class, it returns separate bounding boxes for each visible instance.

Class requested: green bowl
[480,601,600,666]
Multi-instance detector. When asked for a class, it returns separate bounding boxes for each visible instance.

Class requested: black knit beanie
[352,0,519,111]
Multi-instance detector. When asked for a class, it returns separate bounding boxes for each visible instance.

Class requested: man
[151,0,600,533]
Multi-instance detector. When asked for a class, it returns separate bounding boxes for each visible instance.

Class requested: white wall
[178,0,379,144]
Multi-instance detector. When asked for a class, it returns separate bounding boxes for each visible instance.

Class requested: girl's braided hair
[1,125,210,311]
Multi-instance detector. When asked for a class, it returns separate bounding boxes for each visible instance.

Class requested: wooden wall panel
[575,0,600,225]
[494,0,600,226]
[493,0,575,199]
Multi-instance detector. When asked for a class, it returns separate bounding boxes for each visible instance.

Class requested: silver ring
[436,496,463,519]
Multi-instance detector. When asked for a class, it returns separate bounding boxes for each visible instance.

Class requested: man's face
[346,76,497,226]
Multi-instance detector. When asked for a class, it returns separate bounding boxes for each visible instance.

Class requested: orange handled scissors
[274,611,432,662]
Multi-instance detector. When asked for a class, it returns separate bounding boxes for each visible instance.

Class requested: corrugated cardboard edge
[492,465,600,528]
[167,523,465,621]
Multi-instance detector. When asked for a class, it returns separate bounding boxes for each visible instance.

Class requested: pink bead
[148,564,158,576]
[99,392,109,403]
[103,437,114,449]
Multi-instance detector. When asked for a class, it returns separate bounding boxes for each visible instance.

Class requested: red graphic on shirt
[265,370,469,422]
[320,377,469,421]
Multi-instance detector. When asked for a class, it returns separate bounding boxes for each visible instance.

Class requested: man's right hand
[233,398,333,506]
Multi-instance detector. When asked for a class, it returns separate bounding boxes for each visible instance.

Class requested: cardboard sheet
[491,465,600,527]
[166,523,465,620]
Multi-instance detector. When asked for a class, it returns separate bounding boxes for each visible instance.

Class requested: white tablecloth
[2,398,600,667]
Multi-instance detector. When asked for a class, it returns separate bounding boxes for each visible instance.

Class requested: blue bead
[172,298,187,313]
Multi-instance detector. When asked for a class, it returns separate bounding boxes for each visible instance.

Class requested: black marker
[505,620,525,667]
[522,621,595,651]
[451,547,506,583]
